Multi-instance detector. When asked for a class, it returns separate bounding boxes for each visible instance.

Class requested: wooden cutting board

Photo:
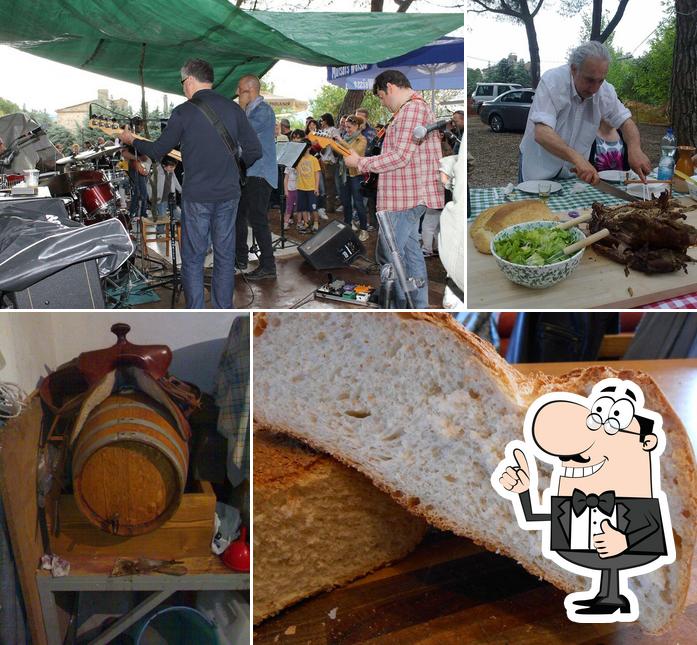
[254,359,697,644]
[467,198,697,309]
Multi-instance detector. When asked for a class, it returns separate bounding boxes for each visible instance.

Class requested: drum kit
[49,145,130,227]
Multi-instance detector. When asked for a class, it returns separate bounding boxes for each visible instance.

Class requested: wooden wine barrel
[71,390,189,536]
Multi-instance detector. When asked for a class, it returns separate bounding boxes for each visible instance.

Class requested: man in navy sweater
[120,58,262,308]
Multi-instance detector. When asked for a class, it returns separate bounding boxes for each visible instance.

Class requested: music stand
[272,141,308,250]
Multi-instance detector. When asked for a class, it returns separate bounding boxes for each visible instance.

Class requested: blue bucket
[133,606,219,645]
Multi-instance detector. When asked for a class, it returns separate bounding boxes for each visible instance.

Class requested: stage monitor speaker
[9,260,105,309]
[298,221,364,270]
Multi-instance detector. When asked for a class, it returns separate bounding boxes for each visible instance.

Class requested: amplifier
[298,221,364,270]
[9,260,105,309]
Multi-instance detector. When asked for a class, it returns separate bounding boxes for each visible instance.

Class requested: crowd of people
[115,59,461,309]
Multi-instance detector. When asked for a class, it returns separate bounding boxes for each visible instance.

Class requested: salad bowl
[490,220,586,289]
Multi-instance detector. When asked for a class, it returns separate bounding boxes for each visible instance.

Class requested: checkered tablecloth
[469,178,633,219]
[641,292,697,309]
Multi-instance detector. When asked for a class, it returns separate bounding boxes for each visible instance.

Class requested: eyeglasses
[180,77,189,86]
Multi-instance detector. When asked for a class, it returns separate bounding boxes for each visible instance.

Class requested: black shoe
[573,596,630,615]
[235,262,248,271]
[245,266,277,281]
[572,595,605,607]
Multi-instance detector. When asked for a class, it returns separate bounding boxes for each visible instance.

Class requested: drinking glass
[538,181,551,201]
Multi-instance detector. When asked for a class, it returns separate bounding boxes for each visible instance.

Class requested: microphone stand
[376,211,419,309]
[168,192,180,307]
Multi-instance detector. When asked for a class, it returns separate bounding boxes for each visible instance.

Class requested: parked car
[479,88,536,133]
[470,82,522,112]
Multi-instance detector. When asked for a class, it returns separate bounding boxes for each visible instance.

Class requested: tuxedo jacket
[519,491,667,555]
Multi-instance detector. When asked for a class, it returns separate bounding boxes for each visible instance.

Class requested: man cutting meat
[519,41,651,185]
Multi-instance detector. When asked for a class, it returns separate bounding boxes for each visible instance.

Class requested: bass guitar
[88,118,182,163]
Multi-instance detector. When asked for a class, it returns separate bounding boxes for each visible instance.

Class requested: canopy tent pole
[139,42,149,138]
[430,66,436,113]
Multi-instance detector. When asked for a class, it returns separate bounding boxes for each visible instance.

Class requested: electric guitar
[88,119,182,163]
[307,132,352,158]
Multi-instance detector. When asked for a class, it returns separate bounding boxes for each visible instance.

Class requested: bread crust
[254,313,696,633]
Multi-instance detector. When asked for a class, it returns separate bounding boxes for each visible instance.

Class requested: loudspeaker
[298,221,364,270]
[10,260,105,309]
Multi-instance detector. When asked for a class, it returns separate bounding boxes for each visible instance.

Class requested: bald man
[235,74,278,280]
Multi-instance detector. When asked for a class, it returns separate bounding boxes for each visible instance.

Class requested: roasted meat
[590,193,697,273]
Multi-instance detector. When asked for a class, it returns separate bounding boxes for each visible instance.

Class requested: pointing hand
[499,448,531,494]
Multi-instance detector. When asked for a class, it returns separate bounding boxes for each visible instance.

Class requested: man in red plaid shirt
[345,70,444,308]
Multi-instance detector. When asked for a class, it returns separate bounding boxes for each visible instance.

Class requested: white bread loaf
[253,430,427,624]
[470,199,557,253]
[253,312,696,634]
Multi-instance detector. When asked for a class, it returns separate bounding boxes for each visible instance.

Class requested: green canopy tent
[0,0,463,98]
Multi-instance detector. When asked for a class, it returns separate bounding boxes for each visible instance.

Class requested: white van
[471,82,523,111]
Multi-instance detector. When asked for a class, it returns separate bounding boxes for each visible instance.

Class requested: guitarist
[121,117,151,221]
[120,58,262,309]
[344,70,445,309]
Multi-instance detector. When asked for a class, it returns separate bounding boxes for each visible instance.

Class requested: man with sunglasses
[496,378,671,619]
[120,58,262,308]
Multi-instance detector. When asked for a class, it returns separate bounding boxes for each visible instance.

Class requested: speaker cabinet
[10,260,105,309]
[298,221,364,270]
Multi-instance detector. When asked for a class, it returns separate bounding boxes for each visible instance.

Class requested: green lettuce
[494,227,576,266]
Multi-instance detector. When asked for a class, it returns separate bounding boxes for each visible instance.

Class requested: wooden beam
[0,399,48,645]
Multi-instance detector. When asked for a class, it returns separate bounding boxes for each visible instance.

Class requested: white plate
[515,180,563,194]
[598,170,627,182]
[626,183,670,200]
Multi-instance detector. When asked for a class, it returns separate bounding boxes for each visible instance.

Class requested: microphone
[413,119,450,141]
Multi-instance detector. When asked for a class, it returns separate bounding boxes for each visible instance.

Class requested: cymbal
[56,156,75,165]
[75,149,102,160]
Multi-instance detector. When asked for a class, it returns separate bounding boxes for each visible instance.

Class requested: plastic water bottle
[657,128,676,180]
[661,128,677,159]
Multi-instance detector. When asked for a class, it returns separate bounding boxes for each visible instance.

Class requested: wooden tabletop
[254,359,697,644]
[467,198,697,309]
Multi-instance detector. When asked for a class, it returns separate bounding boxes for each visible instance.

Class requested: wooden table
[37,555,248,645]
[254,359,697,644]
[467,198,697,309]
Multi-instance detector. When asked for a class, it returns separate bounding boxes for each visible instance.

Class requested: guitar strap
[189,95,246,186]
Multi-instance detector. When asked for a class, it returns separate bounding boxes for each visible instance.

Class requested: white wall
[0,312,245,394]
[0,313,57,392]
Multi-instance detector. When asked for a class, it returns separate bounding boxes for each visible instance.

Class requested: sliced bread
[253,312,697,633]
[253,430,427,624]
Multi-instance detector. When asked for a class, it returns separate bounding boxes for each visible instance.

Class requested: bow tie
[571,488,615,517]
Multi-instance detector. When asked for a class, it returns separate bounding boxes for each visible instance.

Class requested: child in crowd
[156,157,182,219]
[589,119,628,172]
[294,138,321,233]
[339,115,369,241]
[283,129,305,228]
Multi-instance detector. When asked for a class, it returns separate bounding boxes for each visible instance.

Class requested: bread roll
[253,312,696,634]
[253,430,427,623]
[471,200,557,253]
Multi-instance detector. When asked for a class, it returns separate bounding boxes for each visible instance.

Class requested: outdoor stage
[139,207,446,310]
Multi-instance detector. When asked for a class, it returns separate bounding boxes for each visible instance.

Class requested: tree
[558,0,629,42]
[467,67,483,95]
[0,97,21,117]
[309,84,390,123]
[483,57,532,86]
[671,0,697,145]
[468,1,544,87]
